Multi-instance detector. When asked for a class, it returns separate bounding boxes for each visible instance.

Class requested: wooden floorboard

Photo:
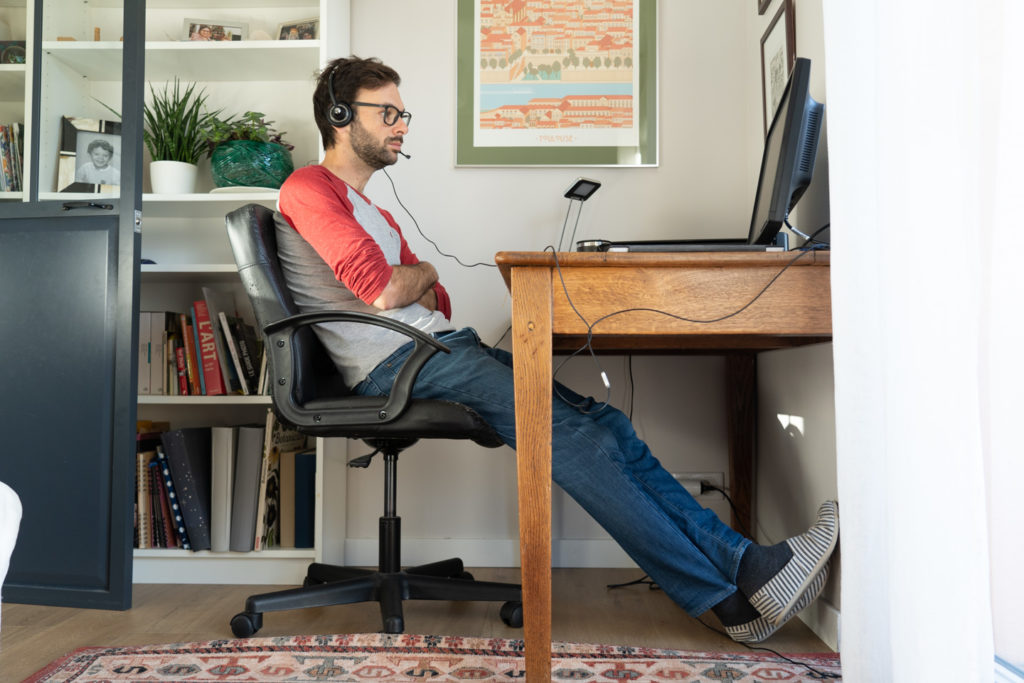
[0,568,831,681]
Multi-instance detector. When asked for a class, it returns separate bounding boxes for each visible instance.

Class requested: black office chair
[224,203,522,636]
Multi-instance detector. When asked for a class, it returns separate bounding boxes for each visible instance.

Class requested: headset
[325,67,353,127]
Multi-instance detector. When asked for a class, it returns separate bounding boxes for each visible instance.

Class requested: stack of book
[134,411,315,552]
[138,286,267,397]
[0,123,24,192]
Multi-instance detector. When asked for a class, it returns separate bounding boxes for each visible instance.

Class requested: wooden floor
[1,568,831,681]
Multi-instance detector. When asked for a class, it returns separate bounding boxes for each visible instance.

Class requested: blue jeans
[354,327,751,615]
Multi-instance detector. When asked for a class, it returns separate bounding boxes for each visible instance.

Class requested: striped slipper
[748,500,839,626]
[726,560,830,643]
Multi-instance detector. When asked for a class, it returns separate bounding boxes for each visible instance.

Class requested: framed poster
[456,0,657,166]
[760,0,796,137]
[57,117,122,193]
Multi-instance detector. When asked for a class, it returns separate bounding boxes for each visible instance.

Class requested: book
[149,311,167,396]
[155,445,191,550]
[160,427,213,551]
[219,311,250,395]
[179,312,201,395]
[280,448,316,548]
[293,450,317,548]
[229,423,266,552]
[202,286,243,394]
[135,450,154,549]
[193,299,226,396]
[210,426,238,552]
[138,311,151,395]
[253,410,306,550]
[152,459,179,548]
[189,305,207,395]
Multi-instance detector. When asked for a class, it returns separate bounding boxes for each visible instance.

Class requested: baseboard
[340,538,638,569]
[798,597,840,651]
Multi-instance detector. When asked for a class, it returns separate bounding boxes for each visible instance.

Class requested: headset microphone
[397,151,411,159]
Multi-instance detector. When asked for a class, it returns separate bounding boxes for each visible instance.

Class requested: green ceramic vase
[210,140,294,189]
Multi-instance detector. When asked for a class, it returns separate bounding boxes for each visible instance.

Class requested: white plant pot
[150,160,198,194]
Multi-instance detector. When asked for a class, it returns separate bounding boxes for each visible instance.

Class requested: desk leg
[726,353,757,538]
[510,267,553,682]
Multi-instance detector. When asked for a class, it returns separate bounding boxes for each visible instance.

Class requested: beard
[349,118,398,170]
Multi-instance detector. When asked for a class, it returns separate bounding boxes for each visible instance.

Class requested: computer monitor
[747,57,824,245]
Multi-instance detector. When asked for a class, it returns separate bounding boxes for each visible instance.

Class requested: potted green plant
[144,79,216,194]
[205,111,295,189]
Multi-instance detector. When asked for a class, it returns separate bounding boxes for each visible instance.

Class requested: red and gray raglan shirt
[276,165,454,387]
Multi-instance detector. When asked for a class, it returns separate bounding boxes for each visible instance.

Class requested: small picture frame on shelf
[182,19,248,42]
[276,18,318,40]
[58,116,122,193]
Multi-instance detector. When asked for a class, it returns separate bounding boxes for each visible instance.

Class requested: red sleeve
[278,167,393,306]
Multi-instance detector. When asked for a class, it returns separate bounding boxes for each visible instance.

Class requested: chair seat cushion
[293,397,504,448]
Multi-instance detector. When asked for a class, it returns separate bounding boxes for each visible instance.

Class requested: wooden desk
[495,250,831,681]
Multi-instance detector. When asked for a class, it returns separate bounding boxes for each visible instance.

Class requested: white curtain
[822,1,1024,680]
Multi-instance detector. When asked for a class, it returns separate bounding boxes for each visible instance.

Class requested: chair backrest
[224,203,347,407]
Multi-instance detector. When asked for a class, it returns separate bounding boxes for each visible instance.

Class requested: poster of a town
[474,0,640,149]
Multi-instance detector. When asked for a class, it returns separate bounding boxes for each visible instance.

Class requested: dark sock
[710,588,761,627]
[736,541,794,598]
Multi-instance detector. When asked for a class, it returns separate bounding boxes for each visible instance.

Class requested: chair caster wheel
[230,611,262,638]
[500,601,524,628]
[383,616,404,634]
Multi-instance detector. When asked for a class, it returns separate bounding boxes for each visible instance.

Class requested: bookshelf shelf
[138,394,272,406]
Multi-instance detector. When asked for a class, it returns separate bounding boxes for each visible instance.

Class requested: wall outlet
[672,471,725,498]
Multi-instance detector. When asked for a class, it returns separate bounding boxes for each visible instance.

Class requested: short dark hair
[314,56,401,149]
[87,139,114,155]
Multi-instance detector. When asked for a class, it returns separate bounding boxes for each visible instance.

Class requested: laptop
[576,235,788,253]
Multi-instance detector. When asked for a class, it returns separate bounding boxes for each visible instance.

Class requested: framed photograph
[759,0,796,136]
[757,0,772,16]
[58,117,122,193]
[455,0,658,167]
[276,18,319,40]
[182,19,248,42]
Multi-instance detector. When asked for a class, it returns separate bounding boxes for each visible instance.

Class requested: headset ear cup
[328,102,352,127]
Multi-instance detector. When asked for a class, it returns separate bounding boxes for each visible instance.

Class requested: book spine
[218,311,250,395]
[137,311,151,395]
[175,345,189,395]
[193,300,226,395]
[155,446,191,550]
[180,313,201,395]
[189,306,207,395]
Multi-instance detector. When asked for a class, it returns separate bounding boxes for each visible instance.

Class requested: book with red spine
[193,299,226,395]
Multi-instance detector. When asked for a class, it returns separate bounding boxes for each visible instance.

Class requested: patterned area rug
[27,632,842,681]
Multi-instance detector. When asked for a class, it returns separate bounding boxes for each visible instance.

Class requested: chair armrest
[264,310,450,424]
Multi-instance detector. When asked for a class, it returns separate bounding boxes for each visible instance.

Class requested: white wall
[333,6,838,643]
[748,0,839,649]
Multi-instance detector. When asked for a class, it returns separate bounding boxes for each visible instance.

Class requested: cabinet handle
[62,201,114,211]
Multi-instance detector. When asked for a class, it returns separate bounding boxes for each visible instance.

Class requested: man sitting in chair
[274,55,839,643]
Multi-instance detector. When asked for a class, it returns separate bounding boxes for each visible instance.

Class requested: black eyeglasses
[350,102,412,127]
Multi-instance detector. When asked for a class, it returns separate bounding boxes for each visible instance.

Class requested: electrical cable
[382,168,496,269]
[546,245,821,412]
[556,201,575,252]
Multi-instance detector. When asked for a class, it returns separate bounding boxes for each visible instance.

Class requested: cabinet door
[0,0,144,609]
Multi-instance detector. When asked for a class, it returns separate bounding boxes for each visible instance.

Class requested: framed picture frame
[455,0,658,167]
[757,0,772,16]
[182,19,248,41]
[276,18,319,40]
[58,116,122,193]
[759,0,796,137]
